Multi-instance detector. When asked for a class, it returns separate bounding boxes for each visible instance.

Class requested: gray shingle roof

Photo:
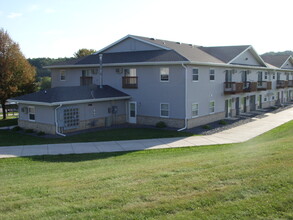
[51,50,188,66]
[198,45,250,63]
[260,55,290,68]
[11,85,130,104]
[132,35,224,63]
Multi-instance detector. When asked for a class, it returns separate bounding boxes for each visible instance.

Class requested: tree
[39,76,51,90]
[0,28,36,119]
[74,48,96,58]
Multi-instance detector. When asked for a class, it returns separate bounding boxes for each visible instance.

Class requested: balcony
[122,76,138,89]
[277,80,288,89]
[224,82,243,94]
[257,81,272,91]
[288,80,293,87]
[243,82,257,92]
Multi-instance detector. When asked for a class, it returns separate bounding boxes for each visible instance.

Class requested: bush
[202,125,212,130]
[11,126,22,132]
[219,120,228,125]
[37,131,45,136]
[25,129,34,133]
[156,121,167,128]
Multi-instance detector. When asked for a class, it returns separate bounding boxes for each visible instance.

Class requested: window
[192,68,199,81]
[209,101,215,114]
[277,72,281,80]
[209,69,215,81]
[82,69,98,76]
[264,72,268,80]
[124,68,136,77]
[160,103,169,117]
[160,67,169,82]
[272,73,275,80]
[28,106,35,121]
[192,103,199,117]
[60,70,66,81]
[286,73,289,80]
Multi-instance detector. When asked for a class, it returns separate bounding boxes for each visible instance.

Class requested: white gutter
[178,63,188,131]
[8,96,131,107]
[54,104,66,137]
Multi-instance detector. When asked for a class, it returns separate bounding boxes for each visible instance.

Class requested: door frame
[128,101,137,124]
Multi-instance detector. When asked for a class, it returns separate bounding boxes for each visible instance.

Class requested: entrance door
[129,102,137,123]
[243,97,247,113]
[258,95,262,109]
[250,95,256,111]
[235,97,240,116]
[225,99,232,118]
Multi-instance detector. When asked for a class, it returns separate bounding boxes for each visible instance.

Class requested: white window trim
[209,69,215,81]
[60,70,66,81]
[160,67,169,82]
[192,68,199,82]
[160,103,169,118]
[28,106,35,122]
[209,101,215,114]
[191,103,199,118]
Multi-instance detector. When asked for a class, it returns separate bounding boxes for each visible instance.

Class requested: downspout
[178,63,188,131]
[55,104,66,136]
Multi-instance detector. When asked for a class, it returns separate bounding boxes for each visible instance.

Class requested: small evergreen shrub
[37,131,45,136]
[11,126,22,132]
[219,120,228,125]
[156,121,167,128]
[202,125,212,130]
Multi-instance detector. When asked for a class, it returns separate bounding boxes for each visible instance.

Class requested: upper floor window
[192,68,199,81]
[225,70,232,82]
[28,106,35,121]
[277,72,281,80]
[160,67,169,82]
[124,68,136,77]
[257,71,263,81]
[82,69,98,76]
[160,103,169,117]
[264,72,268,80]
[209,69,215,81]
[192,103,199,117]
[286,73,289,80]
[60,70,66,81]
[272,73,275,80]
[209,101,215,114]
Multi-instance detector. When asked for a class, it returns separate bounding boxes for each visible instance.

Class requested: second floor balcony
[224,82,243,94]
[277,80,288,89]
[243,82,257,92]
[122,76,138,89]
[257,81,272,91]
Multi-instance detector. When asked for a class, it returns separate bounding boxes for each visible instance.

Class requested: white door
[129,102,137,123]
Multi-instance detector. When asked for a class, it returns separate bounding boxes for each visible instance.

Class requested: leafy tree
[39,76,51,90]
[74,48,96,58]
[0,28,36,119]
[262,51,293,56]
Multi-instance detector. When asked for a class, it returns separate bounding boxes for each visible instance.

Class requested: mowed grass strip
[0,121,292,219]
[0,128,192,146]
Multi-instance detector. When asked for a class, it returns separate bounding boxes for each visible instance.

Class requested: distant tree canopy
[74,48,97,58]
[262,51,293,56]
[0,28,37,119]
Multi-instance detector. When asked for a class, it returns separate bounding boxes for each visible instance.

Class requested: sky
[0,0,292,58]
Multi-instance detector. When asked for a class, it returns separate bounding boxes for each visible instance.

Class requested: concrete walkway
[1,107,293,158]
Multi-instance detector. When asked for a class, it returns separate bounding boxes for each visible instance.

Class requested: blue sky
[1,0,292,58]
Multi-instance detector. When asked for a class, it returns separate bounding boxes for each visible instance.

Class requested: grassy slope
[0,121,292,219]
[0,128,192,146]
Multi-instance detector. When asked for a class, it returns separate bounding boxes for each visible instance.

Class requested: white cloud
[28,4,40,12]
[7,12,23,19]
[45,8,56,14]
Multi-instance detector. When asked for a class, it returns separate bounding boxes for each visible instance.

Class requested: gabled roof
[51,50,188,67]
[261,55,293,69]
[10,85,130,106]
[199,45,250,63]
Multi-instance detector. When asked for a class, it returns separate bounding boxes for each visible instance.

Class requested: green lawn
[0,128,192,146]
[0,118,18,127]
[0,121,292,219]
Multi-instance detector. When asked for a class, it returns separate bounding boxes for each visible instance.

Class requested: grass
[0,118,18,127]
[0,121,292,219]
[0,128,192,146]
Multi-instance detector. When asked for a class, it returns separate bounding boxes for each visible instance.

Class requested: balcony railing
[224,82,243,94]
[277,80,288,89]
[257,81,272,91]
[122,76,138,89]
[243,82,257,92]
[288,80,293,87]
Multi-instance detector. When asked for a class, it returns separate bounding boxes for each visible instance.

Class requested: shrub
[11,126,22,132]
[37,131,45,136]
[156,121,167,128]
[202,125,212,130]
[219,120,228,125]
[25,129,34,133]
